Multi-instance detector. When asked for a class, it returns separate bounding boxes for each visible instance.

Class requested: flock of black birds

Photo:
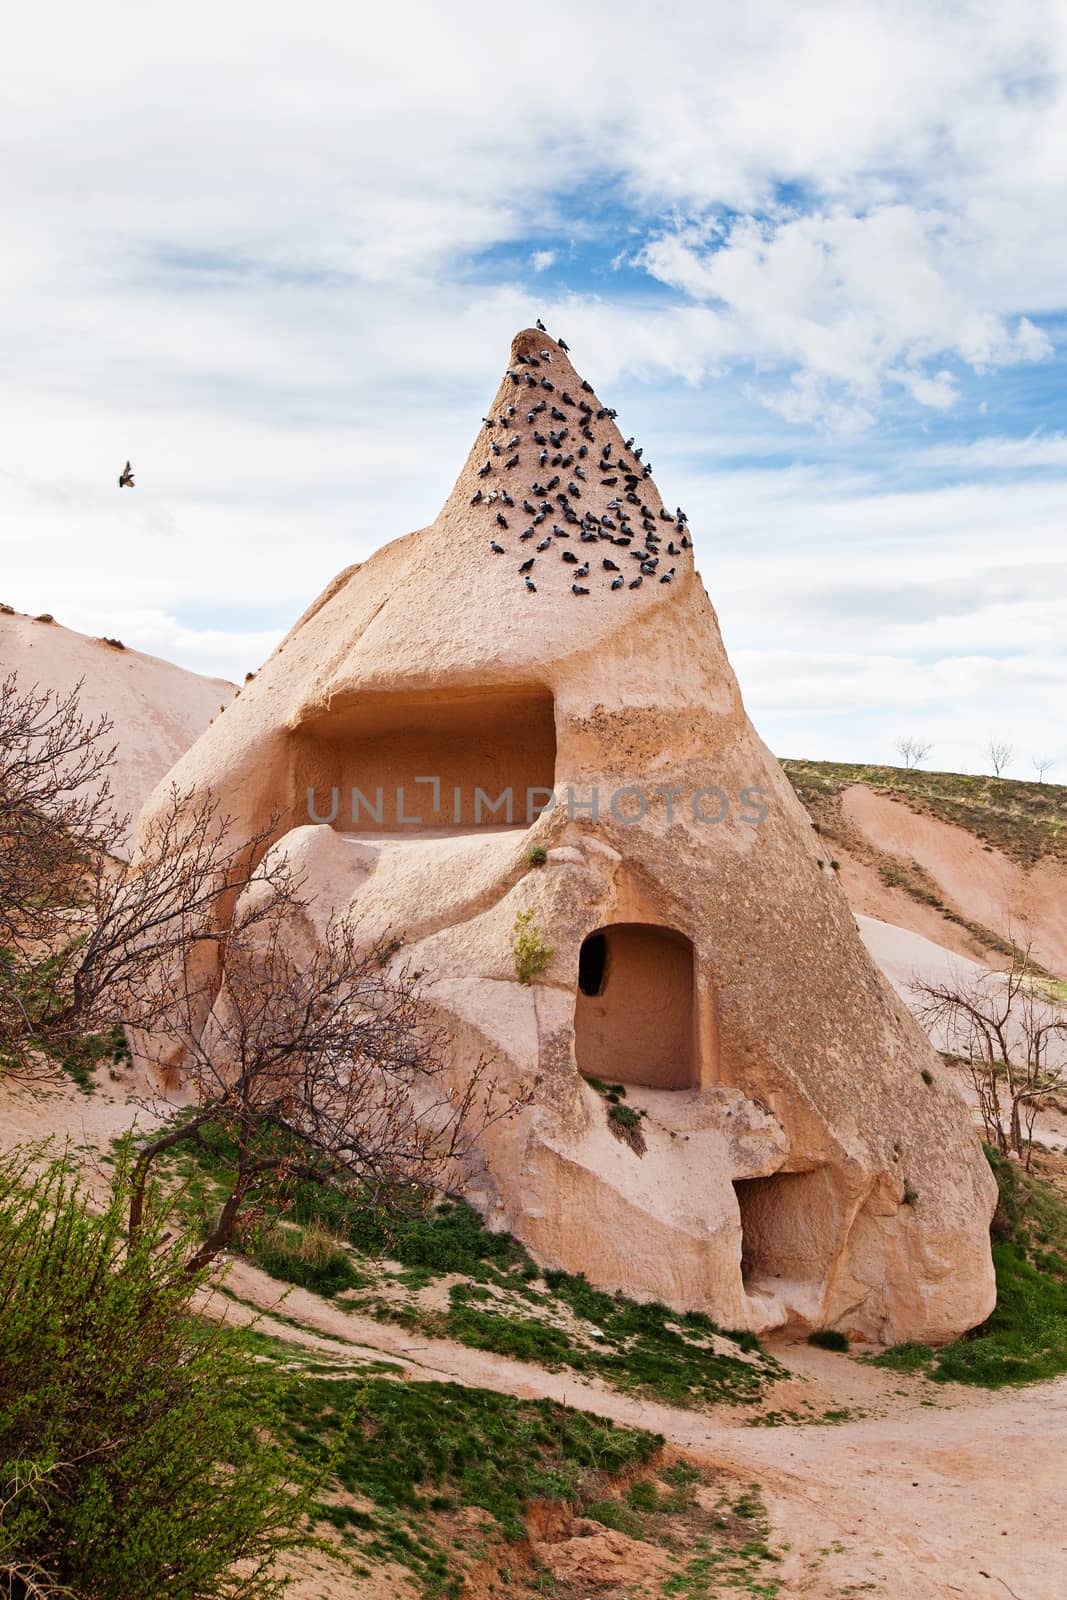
[473,322,690,598]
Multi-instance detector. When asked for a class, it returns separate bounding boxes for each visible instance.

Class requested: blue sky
[1,0,1065,776]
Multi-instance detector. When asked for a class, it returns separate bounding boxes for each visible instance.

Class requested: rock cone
[138,327,996,1341]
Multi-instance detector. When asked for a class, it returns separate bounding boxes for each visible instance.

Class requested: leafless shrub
[2,671,529,1267]
[987,738,1014,778]
[912,942,1067,1167]
[894,735,932,770]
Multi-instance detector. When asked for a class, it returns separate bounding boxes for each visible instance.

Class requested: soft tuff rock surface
[138,328,996,1342]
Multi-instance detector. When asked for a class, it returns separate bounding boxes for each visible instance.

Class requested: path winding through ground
[217,1259,1067,1600]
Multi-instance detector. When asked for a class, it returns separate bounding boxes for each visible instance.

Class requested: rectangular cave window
[574,923,695,1090]
[290,684,556,834]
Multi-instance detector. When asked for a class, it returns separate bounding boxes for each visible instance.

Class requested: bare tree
[0,672,121,947]
[1032,755,1056,783]
[894,735,932,770]
[127,907,522,1273]
[987,738,1014,778]
[2,671,527,1264]
[1,774,294,1081]
[911,945,1067,1168]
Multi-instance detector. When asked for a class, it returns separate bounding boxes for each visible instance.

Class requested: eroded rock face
[137,328,996,1342]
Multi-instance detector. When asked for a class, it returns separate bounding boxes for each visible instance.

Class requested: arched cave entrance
[732,1168,840,1293]
[574,923,696,1090]
[291,684,556,833]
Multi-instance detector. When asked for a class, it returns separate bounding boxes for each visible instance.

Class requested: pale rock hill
[137,327,996,1345]
[0,608,234,849]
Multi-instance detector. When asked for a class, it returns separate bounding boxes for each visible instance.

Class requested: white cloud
[0,0,1064,763]
[638,206,1051,425]
[530,250,557,272]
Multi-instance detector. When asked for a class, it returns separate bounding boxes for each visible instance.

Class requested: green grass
[874,1147,1067,1386]
[807,1328,850,1352]
[46,1024,130,1093]
[782,758,1067,867]
[150,1127,782,1409]
[266,1372,788,1598]
[275,1374,660,1596]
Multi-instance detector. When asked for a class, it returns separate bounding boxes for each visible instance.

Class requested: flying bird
[118,461,134,488]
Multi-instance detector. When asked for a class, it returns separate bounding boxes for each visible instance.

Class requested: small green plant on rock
[526,843,548,867]
[513,908,553,984]
[608,1101,647,1155]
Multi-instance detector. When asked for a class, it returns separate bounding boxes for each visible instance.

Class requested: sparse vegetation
[276,1373,668,1595]
[781,757,1067,867]
[275,1378,786,1600]
[512,907,553,984]
[525,843,548,867]
[913,942,1067,1165]
[808,1329,850,1352]
[151,1133,782,1410]
[874,1147,1067,1387]
[608,1099,647,1153]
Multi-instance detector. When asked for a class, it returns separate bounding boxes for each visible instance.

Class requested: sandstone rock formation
[137,328,997,1343]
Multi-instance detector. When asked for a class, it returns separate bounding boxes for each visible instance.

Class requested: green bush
[0,1145,315,1599]
[526,843,548,867]
[807,1328,850,1352]
[512,908,553,984]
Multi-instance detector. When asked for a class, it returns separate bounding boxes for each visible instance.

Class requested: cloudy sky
[2,1,1065,775]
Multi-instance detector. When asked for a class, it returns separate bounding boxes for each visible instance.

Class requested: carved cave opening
[574,923,696,1090]
[291,684,557,833]
[732,1168,838,1290]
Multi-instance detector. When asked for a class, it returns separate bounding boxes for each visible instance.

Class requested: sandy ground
[0,609,233,848]
[212,1256,1065,1600]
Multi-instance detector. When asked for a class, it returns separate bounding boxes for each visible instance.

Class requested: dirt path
[5,1082,1059,1598]
[216,1260,1065,1600]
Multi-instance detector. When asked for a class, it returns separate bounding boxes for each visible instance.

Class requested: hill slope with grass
[782,759,1067,979]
